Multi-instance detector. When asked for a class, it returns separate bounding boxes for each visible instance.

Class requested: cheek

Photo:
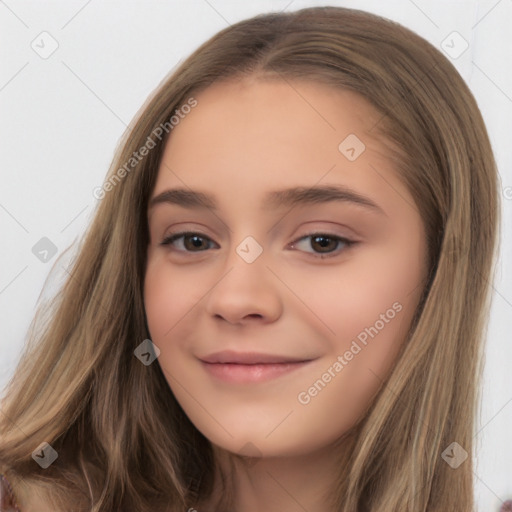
[289,246,423,356]
[144,262,188,346]
[290,259,423,447]
[143,257,203,341]
[144,263,172,340]
[297,241,425,396]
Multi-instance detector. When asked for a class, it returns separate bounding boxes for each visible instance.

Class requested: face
[144,78,428,459]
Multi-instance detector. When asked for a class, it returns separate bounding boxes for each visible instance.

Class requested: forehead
[176,77,380,146]
[151,78,412,217]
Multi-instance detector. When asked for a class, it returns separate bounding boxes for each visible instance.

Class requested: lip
[200,350,311,364]
[199,351,316,383]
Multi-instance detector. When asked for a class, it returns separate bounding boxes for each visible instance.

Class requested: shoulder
[0,474,54,512]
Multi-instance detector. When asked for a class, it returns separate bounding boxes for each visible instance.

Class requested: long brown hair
[0,6,500,511]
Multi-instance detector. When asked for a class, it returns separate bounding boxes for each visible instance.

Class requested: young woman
[0,5,502,512]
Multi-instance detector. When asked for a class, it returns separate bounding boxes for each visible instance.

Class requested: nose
[204,242,283,325]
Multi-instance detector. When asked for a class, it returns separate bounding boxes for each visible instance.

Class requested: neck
[200,432,358,512]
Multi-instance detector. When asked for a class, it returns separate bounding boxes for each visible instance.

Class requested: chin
[198,425,314,461]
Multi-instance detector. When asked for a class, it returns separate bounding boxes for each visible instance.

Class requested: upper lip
[200,350,313,365]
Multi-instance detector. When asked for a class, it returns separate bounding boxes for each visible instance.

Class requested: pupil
[187,235,205,249]
[314,235,334,252]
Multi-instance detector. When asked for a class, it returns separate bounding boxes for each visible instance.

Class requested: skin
[144,77,428,511]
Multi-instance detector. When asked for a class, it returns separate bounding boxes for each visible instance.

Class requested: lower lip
[201,361,312,383]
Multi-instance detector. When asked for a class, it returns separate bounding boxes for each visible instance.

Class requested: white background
[0,1,511,510]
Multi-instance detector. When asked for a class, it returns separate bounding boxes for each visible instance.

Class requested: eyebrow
[148,185,386,215]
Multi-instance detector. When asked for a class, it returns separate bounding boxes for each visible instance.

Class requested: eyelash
[159,231,356,259]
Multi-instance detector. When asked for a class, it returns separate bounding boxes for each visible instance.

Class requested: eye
[289,232,355,259]
[160,231,355,258]
[160,231,218,252]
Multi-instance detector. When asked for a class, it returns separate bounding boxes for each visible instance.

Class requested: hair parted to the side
[0,6,500,512]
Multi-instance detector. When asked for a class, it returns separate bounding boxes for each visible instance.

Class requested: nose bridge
[233,234,265,266]
[220,232,268,287]
[204,231,282,323]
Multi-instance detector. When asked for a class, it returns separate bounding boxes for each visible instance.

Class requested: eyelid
[289,230,354,244]
[160,230,218,248]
